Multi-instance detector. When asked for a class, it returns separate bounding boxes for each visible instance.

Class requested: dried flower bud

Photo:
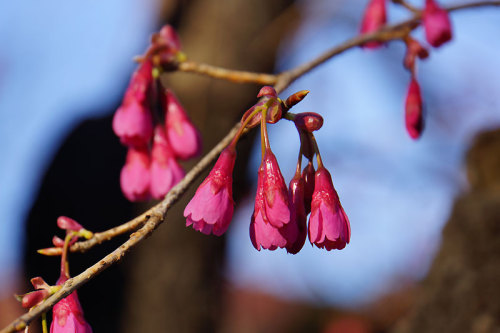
[294,112,323,132]
[302,161,315,215]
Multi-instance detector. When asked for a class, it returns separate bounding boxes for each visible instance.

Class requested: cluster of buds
[18,217,93,332]
[360,0,453,139]
[112,25,201,201]
[184,87,350,254]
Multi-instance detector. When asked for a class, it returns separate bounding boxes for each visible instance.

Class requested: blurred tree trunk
[121,1,298,332]
[393,128,500,333]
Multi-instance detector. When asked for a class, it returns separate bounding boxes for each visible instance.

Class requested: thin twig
[3,2,499,331]
[177,61,278,85]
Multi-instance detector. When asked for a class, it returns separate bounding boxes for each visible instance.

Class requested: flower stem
[229,107,262,150]
[41,313,48,333]
[260,108,270,157]
[310,133,324,169]
[60,233,74,278]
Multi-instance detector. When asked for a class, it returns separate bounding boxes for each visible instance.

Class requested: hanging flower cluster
[18,217,93,332]
[184,87,351,253]
[112,25,201,201]
[360,0,452,139]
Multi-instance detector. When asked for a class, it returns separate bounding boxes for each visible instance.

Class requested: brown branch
[3,2,499,331]
[177,60,278,85]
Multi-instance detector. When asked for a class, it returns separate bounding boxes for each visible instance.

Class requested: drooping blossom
[302,161,315,215]
[282,176,307,254]
[423,0,452,47]
[120,147,151,201]
[250,150,290,251]
[150,126,185,199]
[184,148,236,236]
[51,276,92,333]
[405,77,424,139]
[360,0,387,49]
[308,167,350,251]
[112,99,153,148]
[112,60,154,147]
[164,90,202,160]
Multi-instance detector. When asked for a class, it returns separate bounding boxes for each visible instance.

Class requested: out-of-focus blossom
[51,276,92,333]
[164,90,202,160]
[112,99,153,148]
[150,126,185,199]
[405,77,424,139]
[360,0,387,49]
[423,0,452,47]
[120,147,151,201]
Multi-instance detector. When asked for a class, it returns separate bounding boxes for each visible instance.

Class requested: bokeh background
[1,0,500,332]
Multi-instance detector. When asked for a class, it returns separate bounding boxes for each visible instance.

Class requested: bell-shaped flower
[112,99,153,148]
[51,276,92,333]
[360,0,387,49]
[249,150,290,251]
[308,167,351,251]
[281,176,307,254]
[423,0,452,47]
[164,90,202,160]
[405,77,424,139]
[184,148,236,236]
[120,147,151,201]
[150,126,185,199]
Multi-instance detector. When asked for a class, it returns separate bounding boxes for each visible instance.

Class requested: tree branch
[3,1,499,331]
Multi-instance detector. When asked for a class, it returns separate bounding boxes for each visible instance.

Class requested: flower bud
[405,77,424,139]
[283,90,309,110]
[57,216,83,232]
[302,161,315,215]
[423,0,452,48]
[360,0,387,49]
[294,112,323,132]
[282,176,307,254]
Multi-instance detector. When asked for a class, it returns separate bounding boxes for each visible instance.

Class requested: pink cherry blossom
[150,126,185,199]
[249,150,290,251]
[51,276,92,333]
[308,167,350,251]
[282,176,307,254]
[405,77,424,140]
[164,90,202,160]
[122,59,153,105]
[423,0,452,48]
[120,147,151,201]
[112,99,153,148]
[184,148,236,236]
[360,0,387,49]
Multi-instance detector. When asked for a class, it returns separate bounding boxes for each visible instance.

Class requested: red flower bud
[423,0,452,48]
[404,77,424,139]
[302,161,315,215]
[360,0,387,49]
[294,112,324,132]
[282,176,307,254]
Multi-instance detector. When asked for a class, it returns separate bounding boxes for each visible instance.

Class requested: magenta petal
[264,194,290,228]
